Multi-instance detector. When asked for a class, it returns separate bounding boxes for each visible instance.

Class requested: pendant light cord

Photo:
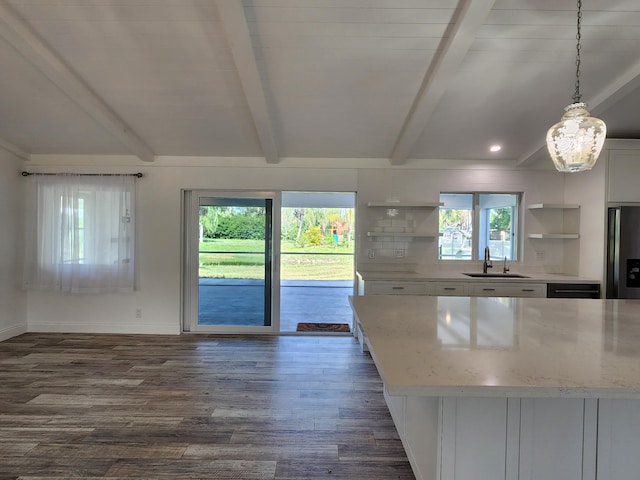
[572,0,582,103]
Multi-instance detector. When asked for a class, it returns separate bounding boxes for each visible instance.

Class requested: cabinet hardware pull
[391,286,405,290]
[444,287,456,291]
[483,288,496,291]
[522,289,535,292]
[554,289,595,293]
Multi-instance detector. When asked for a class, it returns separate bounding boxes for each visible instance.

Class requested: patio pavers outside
[198,279,354,332]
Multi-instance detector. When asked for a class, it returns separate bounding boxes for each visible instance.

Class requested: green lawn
[199,239,354,280]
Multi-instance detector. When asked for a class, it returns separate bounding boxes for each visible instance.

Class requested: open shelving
[367,202,443,208]
[527,203,580,239]
[527,233,579,239]
[527,203,580,210]
[365,201,441,239]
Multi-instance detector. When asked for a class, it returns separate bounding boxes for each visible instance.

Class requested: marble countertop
[349,295,640,398]
[356,270,600,283]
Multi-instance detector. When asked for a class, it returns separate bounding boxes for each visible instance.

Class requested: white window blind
[24,174,135,293]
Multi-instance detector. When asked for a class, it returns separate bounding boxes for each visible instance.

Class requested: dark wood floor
[0,333,415,480]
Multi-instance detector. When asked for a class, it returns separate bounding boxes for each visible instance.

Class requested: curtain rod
[21,171,143,178]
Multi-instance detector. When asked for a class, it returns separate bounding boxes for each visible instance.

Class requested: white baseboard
[0,323,28,342]
[27,322,180,335]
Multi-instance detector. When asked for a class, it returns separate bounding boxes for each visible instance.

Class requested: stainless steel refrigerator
[606,206,640,299]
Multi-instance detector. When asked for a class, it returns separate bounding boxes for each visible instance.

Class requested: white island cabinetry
[385,394,594,480]
[350,295,640,480]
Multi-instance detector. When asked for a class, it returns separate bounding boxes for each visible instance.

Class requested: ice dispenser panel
[627,259,640,288]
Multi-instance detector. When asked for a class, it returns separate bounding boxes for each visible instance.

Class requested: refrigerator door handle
[606,207,620,299]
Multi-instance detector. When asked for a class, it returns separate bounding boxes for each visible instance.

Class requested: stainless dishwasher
[546,283,601,299]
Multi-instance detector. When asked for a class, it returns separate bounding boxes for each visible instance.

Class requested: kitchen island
[349,295,640,480]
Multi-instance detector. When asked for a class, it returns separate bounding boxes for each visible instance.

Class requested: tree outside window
[439,193,519,261]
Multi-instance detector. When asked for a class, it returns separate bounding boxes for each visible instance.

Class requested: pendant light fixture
[546,0,606,173]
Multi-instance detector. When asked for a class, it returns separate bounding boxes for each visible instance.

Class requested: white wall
[23,155,584,334]
[0,150,27,341]
[564,154,607,281]
[25,156,359,334]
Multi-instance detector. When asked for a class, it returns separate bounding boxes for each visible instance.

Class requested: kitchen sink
[463,273,530,278]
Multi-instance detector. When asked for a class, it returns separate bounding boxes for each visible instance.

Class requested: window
[439,193,519,261]
[24,175,135,293]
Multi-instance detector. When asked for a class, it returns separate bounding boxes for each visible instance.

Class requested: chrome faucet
[483,246,492,273]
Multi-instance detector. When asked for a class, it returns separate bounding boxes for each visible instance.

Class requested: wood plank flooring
[0,333,415,479]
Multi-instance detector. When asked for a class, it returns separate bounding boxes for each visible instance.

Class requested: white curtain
[24,174,135,293]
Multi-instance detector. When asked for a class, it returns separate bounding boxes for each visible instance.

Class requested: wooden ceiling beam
[0,3,155,162]
[215,0,279,164]
[390,0,496,165]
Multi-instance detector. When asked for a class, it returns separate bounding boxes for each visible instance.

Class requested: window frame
[24,175,136,293]
[439,192,521,262]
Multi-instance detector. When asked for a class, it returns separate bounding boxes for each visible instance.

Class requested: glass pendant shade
[546,102,607,173]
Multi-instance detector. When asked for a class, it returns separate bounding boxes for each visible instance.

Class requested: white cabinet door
[608,151,640,203]
[404,396,440,480]
[383,387,405,438]
[440,397,509,480]
[597,399,640,480]
[518,398,590,480]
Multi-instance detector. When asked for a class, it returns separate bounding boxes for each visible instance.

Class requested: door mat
[296,322,351,333]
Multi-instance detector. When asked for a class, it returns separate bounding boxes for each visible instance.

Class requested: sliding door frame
[181,189,281,334]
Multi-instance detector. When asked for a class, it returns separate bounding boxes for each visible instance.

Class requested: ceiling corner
[0,137,30,161]
[0,2,155,162]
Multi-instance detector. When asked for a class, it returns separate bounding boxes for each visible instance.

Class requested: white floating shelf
[367,202,443,208]
[528,233,580,239]
[367,232,437,238]
[527,203,580,210]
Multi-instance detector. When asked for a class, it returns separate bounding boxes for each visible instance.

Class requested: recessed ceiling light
[489,144,502,153]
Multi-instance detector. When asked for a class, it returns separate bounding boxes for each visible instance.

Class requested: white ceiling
[1,0,639,167]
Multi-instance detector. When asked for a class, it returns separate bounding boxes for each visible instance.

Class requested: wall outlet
[394,249,405,258]
[368,249,375,259]
[535,251,545,261]
[135,308,142,318]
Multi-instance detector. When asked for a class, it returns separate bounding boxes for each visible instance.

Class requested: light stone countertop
[349,295,640,398]
[356,270,600,284]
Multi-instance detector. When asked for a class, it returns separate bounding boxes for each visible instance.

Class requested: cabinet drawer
[367,281,430,295]
[432,283,468,296]
[468,283,545,298]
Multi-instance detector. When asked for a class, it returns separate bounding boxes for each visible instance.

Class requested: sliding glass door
[183,191,278,333]
[183,189,355,335]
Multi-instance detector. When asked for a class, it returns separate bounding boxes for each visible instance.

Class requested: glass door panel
[186,193,275,333]
[279,192,355,333]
